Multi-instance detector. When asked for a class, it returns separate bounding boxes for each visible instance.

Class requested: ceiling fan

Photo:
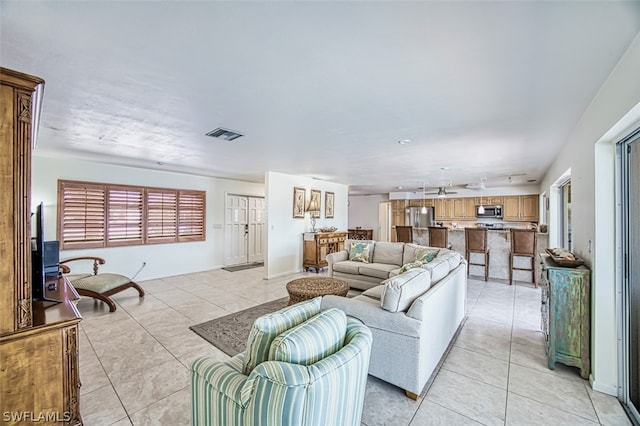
[425,187,458,197]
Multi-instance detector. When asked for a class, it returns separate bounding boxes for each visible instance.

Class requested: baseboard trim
[590,376,618,396]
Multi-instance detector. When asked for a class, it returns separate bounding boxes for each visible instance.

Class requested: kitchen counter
[414,228,548,284]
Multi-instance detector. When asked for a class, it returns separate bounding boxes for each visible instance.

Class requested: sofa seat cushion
[380,268,431,313]
[242,297,322,374]
[372,242,404,266]
[269,308,347,365]
[422,257,450,284]
[361,285,384,301]
[333,260,364,275]
[358,263,398,279]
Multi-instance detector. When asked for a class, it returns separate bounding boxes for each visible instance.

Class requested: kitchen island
[413,228,548,284]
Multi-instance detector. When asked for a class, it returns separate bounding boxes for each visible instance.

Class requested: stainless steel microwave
[476,205,503,218]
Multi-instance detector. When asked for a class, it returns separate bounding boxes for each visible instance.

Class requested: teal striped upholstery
[270,308,347,365]
[191,314,372,426]
[242,297,322,375]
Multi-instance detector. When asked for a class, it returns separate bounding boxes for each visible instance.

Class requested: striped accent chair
[191,297,373,426]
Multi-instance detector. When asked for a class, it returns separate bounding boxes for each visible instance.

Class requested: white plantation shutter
[58,180,205,248]
[107,186,143,245]
[178,190,206,241]
[146,189,177,243]
[58,181,106,249]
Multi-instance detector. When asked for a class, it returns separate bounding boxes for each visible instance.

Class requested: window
[57,180,205,249]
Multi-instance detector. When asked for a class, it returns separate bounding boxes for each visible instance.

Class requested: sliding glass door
[620,129,640,423]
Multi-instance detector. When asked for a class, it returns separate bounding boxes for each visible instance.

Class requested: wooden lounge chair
[59,256,145,312]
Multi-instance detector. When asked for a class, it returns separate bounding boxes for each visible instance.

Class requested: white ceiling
[2,1,640,195]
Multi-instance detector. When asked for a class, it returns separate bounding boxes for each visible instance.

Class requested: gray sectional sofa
[322,240,467,398]
[327,240,463,290]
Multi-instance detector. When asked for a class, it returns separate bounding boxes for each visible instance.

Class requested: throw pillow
[242,297,322,375]
[270,308,347,365]
[349,242,370,263]
[416,248,440,263]
[399,260,424,274]
[380,268,431,313]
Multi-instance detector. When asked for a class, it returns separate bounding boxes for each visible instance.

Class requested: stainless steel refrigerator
[405,206,434,229]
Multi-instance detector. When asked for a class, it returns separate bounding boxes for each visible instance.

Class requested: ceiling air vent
[206,127,244,141]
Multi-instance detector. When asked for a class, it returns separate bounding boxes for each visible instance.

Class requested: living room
[2,1,640,425]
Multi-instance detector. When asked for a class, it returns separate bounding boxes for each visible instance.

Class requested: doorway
[378,202,391,242]
[224,194,266,266]
[619,129,640,423]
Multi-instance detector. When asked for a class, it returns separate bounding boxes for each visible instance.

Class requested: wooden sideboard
[348,229,373,240]
[540,254,590,379]
[0,68,83,425]
[303,232,348,272]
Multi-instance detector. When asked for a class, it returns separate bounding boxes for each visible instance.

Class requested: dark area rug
[189,297,288,356]
[222,262,264,272]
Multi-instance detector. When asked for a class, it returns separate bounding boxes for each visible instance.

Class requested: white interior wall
[348,194,389,241]
[539,34,640,395]
[32,155,264,281]
[265,171,348,279]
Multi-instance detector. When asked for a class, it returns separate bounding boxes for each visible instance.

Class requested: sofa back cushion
[437,249,463,269]
[380,268,431,313]
[422,257,450,283]
[372,242,404,266]
[243,297,322,374]
[402,243,427,265]
[270,308,347,365]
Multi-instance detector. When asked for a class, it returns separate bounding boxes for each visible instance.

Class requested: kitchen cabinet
[451,197,476,219]
[504,195,539,221]
[540,254,590,379]
[303,232,348,272]
[435,198,454,220]
[476,196,504,206]
[408,199,434,208]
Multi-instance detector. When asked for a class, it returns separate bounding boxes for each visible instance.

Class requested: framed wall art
[325,191,335,218]
[293,187,305,218]
[308,189,321,218]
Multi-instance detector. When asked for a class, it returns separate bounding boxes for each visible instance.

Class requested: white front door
[224,194,266,266]
[248,197,266,263]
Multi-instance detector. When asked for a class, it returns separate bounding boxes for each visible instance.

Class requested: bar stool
[465,228,489,281]
[428,226,450,249]
[395,226,413,243]
[509,229,537,287]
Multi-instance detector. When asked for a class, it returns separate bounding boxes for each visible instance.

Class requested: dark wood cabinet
[348,229,373,240]
[540,254,590,379]
[303,232,347,272]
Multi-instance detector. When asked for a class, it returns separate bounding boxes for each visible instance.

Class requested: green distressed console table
[540,253,591,379]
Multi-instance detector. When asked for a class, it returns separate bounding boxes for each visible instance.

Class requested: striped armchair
[191,297,372,426]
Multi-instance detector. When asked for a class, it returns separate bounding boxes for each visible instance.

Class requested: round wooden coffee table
[286,277,349,305]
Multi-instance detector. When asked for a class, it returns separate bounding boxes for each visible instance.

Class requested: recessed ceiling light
[396,186,403,190]
[157,161,164,166]
[440,167,449,171]
[398,139,411,145]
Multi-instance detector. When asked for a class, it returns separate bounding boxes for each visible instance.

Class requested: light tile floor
[77,267,631,425]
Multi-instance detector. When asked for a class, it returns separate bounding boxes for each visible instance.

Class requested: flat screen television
[31,202,61,301]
